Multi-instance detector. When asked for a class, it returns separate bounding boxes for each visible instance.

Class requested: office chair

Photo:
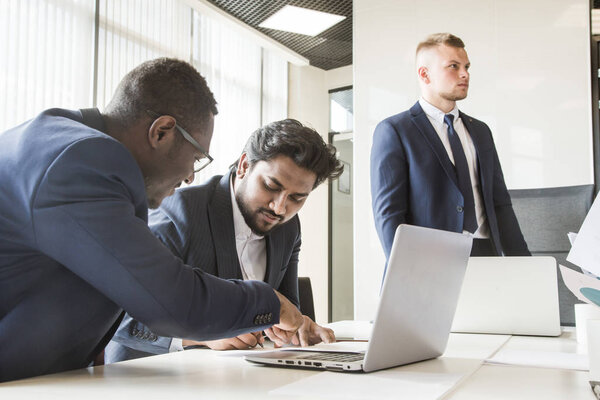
[509,184,595,326]
[298,277,316,321]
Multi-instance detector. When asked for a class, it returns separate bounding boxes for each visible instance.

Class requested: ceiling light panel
[259,5,346,37]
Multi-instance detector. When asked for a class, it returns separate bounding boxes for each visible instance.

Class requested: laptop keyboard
[296,352,364,362]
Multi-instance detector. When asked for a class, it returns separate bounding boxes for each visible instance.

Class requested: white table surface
[0,323,595,400]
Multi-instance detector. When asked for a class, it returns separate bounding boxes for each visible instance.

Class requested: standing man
[106,119,343,362]
[0,58,303,382]
[371,33,529,264]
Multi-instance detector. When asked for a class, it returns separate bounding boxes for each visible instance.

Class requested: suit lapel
[264,230,284,286]
[208,172,243,280]
[409,102,459,187]
[460,112,490,191]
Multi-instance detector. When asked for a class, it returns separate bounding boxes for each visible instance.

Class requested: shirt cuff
[169,338,184,352]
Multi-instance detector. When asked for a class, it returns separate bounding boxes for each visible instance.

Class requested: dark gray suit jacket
[0,109,280,382]
[371,102,530,262]
[106,172,301,362]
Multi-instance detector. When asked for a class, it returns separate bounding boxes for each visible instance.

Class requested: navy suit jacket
[371,102,529,260]
[106,173,301,362]
[0,109,279,382]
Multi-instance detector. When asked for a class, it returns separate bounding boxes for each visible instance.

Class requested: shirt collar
[230,174,264,241]
[419,97,460,124]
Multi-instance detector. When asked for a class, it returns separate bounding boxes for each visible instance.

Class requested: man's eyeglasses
[146,110,213,173]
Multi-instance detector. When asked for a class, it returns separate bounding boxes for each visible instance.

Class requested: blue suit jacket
[0,109,279,382]
[106,173,301,362]
[371,102,529,260]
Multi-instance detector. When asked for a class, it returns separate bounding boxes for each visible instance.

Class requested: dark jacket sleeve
[371,119,409,259]
[489,143,531,256]
[32,138,280,341]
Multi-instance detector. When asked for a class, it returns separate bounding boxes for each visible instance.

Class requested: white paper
[568,232,578,246]
[485,349,588,371]
[559,264,600,308]
[443,333,511,359]
[270,370,463,400]
[567,195,600,276]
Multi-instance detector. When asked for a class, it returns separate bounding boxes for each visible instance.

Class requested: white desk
[0,324,595,399]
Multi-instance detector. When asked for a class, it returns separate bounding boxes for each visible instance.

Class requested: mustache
[258,208,283,221]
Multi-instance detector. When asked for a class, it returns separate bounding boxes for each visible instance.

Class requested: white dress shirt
[418,98,490,238]
[230,176,267,281]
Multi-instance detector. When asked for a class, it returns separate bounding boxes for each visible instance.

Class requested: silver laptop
[245,224,473,372]
[451,256,561,336]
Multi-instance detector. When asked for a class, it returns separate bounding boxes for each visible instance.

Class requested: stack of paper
[561,194,600,308]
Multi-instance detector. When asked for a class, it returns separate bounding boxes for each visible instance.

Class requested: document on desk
[485,349,588,371]
[560,264,600,308]
[269,370,463,400]
[567,195,600,276]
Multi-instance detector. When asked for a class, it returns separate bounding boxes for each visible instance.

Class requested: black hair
[238,119,343,188]
[104,58,218,134]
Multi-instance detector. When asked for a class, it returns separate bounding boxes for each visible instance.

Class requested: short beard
[441,91,467,102]
[235,190,282,236]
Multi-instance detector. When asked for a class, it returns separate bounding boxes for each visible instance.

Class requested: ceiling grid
[206,0,352,70]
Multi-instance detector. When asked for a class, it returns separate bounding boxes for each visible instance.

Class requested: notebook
[245,224,473,372]
[451,256,561,336]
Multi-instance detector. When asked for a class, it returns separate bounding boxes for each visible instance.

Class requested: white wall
[288,64,353,324]
[354,0,593,320]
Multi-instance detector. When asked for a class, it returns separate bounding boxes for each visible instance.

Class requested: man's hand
[264,289,304,346]
[292,315,336,347]
[182,331,264,350]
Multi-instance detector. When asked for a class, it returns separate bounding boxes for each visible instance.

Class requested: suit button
[151,334,158,342]
[254,315,260,325]
[457,206,463,212]
[267,313,272,322]
[132,328,139,336]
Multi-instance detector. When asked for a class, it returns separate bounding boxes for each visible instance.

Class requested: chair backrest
[297,277,316,321]
[509,184,595,325]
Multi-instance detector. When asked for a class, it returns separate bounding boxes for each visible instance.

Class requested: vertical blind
[0,0,288,185]
[191,11,262,183]
[96,0,192,107]
[0,0,95,131]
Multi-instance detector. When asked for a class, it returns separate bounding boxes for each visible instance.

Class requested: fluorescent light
[259,5,346,37]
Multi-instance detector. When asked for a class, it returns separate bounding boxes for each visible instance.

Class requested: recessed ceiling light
[258,5,346,37]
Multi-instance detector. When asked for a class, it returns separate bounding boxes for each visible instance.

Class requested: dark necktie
[444,114,478,233]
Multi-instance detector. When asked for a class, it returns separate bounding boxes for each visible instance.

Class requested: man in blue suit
[105,119,343,362]
[371,33,529,263]
[0,58,304,382]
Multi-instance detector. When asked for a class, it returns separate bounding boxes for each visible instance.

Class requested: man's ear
[147,115,177,149]
[236,153,250,179]
[417,66,430,84]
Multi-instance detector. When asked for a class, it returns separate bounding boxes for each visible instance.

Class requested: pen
[255,332,264,348]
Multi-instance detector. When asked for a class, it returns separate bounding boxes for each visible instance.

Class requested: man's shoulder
[175,174,226,204]
[378,108,413,125]
[154,174,226,221]
[459,111,490,130]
